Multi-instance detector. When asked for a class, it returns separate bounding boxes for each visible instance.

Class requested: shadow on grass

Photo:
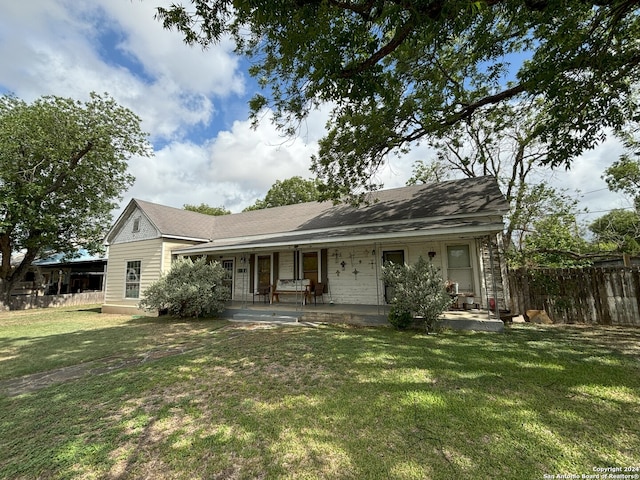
[1,323,639,479]
[77,306,102,313]
[0,309,227,382]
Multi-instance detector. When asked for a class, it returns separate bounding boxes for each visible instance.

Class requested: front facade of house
[102,176,509,315]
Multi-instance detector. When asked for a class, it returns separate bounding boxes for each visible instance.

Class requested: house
[32,249,107,295]
[102,176,509,316]
[11,249,107,297]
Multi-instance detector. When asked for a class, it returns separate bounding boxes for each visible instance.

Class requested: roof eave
[162,234,212,243]
[172,222,505,255]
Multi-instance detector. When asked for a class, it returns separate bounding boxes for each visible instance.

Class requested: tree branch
[44,141,94,195]
[445,84,528,126]
[338,12,418,78]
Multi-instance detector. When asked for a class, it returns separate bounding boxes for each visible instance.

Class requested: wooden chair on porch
[253,284,270,304]
[313,282,325,304]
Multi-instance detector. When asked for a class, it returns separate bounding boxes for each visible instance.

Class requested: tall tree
[589,210,640,254]
[517,211,590,268]
[243,176,321,211]
[406,101,589,266]
[0,93,150,304]
[184,203,231,216]
[405,159,452,185]
[510,187,589,267]
[603,146,640,210]
[408,102,571,248]
[590,125,640,253]
[157,0,640,202]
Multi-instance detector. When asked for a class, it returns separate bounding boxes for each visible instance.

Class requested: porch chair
[253,285,270,304]
[313,282,325,305]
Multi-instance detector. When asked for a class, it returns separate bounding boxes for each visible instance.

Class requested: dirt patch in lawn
[0,321,313,397]
[0,343,207,397]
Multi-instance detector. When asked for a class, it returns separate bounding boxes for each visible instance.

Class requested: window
[125,260,141,298]
[221,259,234,293]
[383,250,405,265]
[447,245,473,293]
[132,217,140,233]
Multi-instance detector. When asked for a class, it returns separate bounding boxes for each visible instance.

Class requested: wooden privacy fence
[509,267,640,326]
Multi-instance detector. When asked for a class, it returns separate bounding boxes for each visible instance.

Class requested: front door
[302,252,318,288]
[382,250,405,303]
[257,255,271,292]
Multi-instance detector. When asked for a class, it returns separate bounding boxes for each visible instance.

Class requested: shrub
[388,305,413,330]
[382,256,451,333]
[139,257,231,318]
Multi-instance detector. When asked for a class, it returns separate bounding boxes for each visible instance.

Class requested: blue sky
[0,0,632,224]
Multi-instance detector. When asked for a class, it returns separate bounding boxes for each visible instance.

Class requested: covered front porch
[219,300,505,332]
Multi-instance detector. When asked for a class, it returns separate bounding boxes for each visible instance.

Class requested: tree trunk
[0,278,12,311]
[0,247,40,310]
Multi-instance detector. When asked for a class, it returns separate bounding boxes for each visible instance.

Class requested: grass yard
[0,306,639,479]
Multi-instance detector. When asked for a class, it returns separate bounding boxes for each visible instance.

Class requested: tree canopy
[184,203,231,216]
[590,209,640,254]
[157,0,640,201]
[243,176,321,211]
[403,100,588,266]
[603,154,640,209]
[0,93,150,302]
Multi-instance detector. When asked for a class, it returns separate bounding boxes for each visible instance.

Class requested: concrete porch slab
[220,302,504,332]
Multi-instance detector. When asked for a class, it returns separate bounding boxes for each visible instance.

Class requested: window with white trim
[447,244,473,293]
[125,260,141,298]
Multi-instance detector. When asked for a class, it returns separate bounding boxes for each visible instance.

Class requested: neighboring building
[11,249,107,297]
[102,176,509,315]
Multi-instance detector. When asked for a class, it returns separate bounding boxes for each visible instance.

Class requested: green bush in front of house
[387,305,414,330]
[139,257,230,318]
[382,256,451,333]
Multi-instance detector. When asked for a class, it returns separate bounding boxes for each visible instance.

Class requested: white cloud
[123,109,323,214]
[97,0,245,97]
[0,0,243,144]
[205,117,318,193]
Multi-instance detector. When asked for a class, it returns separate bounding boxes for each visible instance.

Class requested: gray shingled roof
[133,199,218,240]
[112,176,507,248]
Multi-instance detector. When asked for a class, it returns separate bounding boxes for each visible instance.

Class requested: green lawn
[1,306,639,479]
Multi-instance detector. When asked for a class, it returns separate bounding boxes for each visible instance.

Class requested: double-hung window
[125,260,141,298]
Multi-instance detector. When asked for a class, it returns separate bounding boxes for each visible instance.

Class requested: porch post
[374,242,382,315]
[488,236,499,319]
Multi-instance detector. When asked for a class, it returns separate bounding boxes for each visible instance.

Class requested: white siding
[106,239,205,304]
[103,238,164,309]
[261,241,454,305]
[161,240,201,272]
